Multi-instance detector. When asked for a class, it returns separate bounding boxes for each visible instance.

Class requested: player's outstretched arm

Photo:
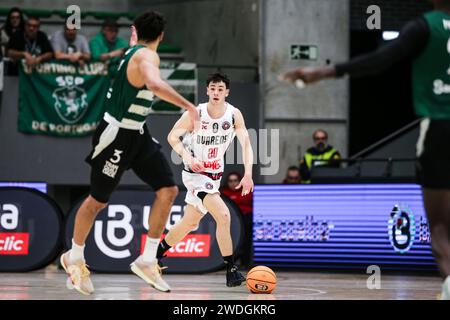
[167,112,205,173]
[234,108,254,196]
[138,51,199,128]
[278,18,428,86]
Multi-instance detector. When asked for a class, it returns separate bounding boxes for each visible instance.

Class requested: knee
[157,185,179,203]
[180,215,201,231]
[188,221,200,231]
[216,210,231,225]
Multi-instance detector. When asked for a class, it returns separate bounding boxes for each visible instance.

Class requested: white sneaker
[441,276,450,300]
[130,256,171,292]
[60,251,94,295]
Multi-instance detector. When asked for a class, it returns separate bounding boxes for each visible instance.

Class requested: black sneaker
[226,265,246,287]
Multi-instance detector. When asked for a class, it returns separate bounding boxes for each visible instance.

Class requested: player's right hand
[189,157,205,173]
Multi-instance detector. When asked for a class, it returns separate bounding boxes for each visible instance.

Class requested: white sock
[69,239,85,264]
[142,236,159,263]
[442,276,450,300]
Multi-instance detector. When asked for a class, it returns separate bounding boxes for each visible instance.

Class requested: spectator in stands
[300,129,341,183]
[7,16,53,69]
[282,166,301,184]
[221,172,253,267]
[51,25,90,65]
[89,18,128,76]
[0,7,25,57]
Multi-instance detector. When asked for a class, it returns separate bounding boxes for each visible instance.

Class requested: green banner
[18,60,110,136]
[18,60,197,136]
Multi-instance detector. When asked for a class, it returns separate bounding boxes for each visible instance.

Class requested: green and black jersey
[104,44,155,128]
[413,10,450,119]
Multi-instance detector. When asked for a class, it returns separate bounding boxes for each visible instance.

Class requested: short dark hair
[206,72,230,89]
[287,166,300,172]
[27,16,40,23]
[133,11,166,42]
[313,129,328,139]
[102,18,119,31]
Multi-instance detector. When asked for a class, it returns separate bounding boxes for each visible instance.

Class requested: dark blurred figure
[89,18,128,77]
[7,16,53,74]
[221,172,253,267]
[282,165,301,184]
[1,7,25,76]
[0,7,25,57]
[52,25,90,65]
[299,129,341,183]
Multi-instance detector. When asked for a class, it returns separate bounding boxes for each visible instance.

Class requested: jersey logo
[222,121,231,130]
[212,123,219,133]
[205,182,214,190]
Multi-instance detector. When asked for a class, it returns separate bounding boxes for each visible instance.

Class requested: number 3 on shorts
[110,149,123,164]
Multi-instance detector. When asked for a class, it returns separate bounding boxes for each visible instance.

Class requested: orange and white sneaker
[60,252,94,296]
[130,256,171,292]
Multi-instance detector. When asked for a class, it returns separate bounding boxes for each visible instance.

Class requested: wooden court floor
[0,265,443,300]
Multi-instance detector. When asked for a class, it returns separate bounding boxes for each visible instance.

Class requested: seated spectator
[7,16,53,69]
[300,129,341,183]
[0,7,25,57]
[89,18,128,77]
[220,172,253,267]
[51,25,90,65]
[282,166,301,184]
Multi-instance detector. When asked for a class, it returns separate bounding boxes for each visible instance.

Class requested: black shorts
[86,119,175,203]
[416,119,450,189]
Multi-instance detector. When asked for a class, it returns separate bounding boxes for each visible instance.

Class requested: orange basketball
[246,266,277,294]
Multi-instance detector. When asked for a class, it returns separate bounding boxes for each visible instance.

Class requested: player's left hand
[236,175,254,196]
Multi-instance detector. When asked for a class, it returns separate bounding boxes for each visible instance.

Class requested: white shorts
[182,170,221,214]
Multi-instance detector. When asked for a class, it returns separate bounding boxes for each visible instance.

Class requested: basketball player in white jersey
[158,72,254,286]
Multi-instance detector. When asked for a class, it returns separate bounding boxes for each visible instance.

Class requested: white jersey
[182,102,236,174]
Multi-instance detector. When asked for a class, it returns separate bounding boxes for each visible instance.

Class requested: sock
[223,255,234,271]
[142,236,160,263]
[69,239,85,263]
[157,239,172,259]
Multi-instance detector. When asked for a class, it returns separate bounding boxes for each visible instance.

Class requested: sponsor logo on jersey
[205,182,214,190]
[222,121,231,130]
[213,123,219,133]
[196,135,229,146]
[140,234,211,257]
[203,160,221,171]
[0,233,29,255]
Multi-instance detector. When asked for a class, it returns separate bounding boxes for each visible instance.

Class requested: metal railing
[310,157,417,180]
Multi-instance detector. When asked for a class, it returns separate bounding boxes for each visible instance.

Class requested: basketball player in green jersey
[60,11,199,295]
[280,0,450,299]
